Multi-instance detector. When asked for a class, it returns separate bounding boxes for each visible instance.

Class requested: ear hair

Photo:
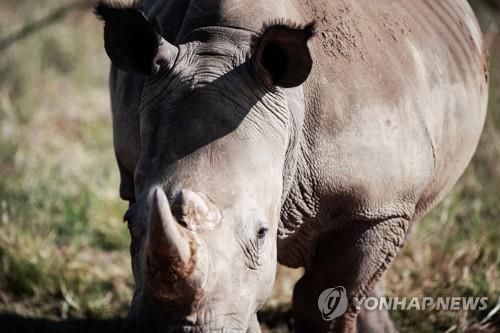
[95,0,162,34]
[94,0,143,17]
[94,0,142,12]
[250,19,316,54]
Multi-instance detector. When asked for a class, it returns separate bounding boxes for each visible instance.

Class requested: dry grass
[0,1,498,332]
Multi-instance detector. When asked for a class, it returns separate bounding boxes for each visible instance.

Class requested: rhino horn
[146,188,200,302]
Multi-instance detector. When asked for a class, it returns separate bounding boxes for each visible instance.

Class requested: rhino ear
[94,1,177,76]
[252,21,316,88]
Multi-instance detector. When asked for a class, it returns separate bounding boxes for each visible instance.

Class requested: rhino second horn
[174,189,222,231]
[148,187,193,275]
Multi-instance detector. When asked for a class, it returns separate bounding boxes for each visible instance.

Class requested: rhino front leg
[292,217,409,333]
[356,280,398,333]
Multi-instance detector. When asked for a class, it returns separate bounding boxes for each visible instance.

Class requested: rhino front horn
[146,187,202,303]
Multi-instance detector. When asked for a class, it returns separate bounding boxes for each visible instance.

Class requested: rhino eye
[123,209,133,226]
[123,208,141,256]
[123,206,140,236]
[123,210,131,224]
[257,227,268,240]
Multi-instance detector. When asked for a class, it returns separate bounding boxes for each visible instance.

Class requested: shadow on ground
[0,308,292,333]
[0,313,125,333]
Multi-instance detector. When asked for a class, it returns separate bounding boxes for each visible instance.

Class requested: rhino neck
[277,90,321,268]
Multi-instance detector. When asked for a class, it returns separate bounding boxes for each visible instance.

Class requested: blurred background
[0,0,498,332]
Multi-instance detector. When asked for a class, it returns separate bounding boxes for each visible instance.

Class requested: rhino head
[95,2,314,331]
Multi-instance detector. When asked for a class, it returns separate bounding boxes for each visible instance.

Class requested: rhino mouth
[165,313,248,333]
[122,319,247,333]
[123,303,249,333]
[166,326,245,333]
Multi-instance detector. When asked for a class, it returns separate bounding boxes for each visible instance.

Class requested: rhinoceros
[95,0,489,332]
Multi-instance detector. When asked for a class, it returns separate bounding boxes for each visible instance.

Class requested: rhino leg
[292,217,409,333]
[356,280,398,333]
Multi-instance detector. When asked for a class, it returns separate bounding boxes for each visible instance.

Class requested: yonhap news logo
[318,286,490,322]
[318,286,349,321]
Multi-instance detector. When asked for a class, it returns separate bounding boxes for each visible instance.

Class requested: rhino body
[97,0,488,332]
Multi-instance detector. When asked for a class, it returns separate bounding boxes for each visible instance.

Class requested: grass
[0,0,130,320]
[0,1,498,332]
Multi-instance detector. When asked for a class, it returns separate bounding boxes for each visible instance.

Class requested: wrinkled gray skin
[96,0,488,332]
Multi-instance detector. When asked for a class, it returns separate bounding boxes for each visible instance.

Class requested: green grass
[0,0,130,321]
[0,1,498,332]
